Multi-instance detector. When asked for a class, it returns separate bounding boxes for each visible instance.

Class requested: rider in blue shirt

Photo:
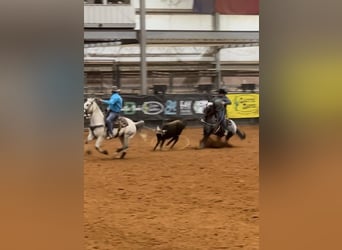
[100,86,123,139]
[213,88,231,135]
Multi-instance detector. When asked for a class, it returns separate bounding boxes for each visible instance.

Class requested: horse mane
[91,99,104,117]
[203,104,216,120]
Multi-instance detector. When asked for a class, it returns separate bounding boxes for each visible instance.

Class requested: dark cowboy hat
[111,86,121,93]
[216,88,228,94]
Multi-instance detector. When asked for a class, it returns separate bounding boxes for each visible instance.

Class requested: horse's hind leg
[116,135,128,153]
[236,129,246,140]
[116,135,129,159]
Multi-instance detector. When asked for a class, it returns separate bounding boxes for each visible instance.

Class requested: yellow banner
[226,93,259,118]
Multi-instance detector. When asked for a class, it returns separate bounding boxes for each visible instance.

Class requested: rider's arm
[223,96,231,106]
[101,95,118,105]
[100,99,109,104]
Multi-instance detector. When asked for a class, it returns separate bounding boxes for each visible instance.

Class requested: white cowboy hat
[112,86,121,92]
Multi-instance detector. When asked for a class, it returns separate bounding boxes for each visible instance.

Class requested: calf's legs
[166,136,179,149]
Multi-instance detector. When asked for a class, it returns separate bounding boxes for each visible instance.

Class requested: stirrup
[114,125,121,138]
[106,134,114,140]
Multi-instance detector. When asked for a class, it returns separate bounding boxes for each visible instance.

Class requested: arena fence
[84,93,259,128]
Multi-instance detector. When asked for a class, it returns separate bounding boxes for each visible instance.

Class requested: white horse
[84,97,144,158]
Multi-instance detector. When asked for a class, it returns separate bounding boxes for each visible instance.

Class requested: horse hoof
[240,132,246,140]
[85,149,92,155]
[120,152,126,159]
[103,150,108,155]
[117,147,128,153]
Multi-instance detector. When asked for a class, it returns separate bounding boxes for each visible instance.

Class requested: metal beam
[84,29,259,45]
[84,29,137,41]
[150,30,258,41]
[215,48,221,89]
[139,0,147,95]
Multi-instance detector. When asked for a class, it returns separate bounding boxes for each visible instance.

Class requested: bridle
[84,99,95,119]
[200,103,218,126]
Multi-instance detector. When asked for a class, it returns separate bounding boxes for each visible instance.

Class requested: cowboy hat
[216,88,227,94]
[111,86,121,92]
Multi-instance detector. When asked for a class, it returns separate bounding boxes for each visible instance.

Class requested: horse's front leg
[199,126,211,149]
[199,136,208,149]
[85,129,94,144]
[95,135,108,155]
[199,131,210,149]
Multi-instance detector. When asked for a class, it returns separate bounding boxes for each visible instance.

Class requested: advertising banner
[120,94,211,121]
[226,93,259,118]
[85,93,259,127]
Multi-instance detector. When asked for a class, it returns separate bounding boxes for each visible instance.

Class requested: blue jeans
[217,110,227,131]
[105,111,119,136]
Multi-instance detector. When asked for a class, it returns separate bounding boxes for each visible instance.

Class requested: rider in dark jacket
[213,88,232,135]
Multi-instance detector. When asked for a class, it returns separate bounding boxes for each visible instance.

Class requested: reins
[201,105,218,127]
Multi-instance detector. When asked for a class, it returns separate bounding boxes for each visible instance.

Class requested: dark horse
[199,102,246,149]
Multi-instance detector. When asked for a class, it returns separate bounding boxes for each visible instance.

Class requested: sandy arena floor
[84,125,259,250]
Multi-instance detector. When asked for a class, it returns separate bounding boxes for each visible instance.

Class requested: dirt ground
[84,125,259,250]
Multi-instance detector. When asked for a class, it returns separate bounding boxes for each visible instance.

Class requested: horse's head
[203,102,216,118]
[201,101,220,130]
[83,97,97,118]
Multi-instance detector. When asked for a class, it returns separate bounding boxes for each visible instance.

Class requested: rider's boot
[106,128,114,140]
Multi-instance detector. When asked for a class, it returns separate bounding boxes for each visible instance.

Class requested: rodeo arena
[84,0,259,249]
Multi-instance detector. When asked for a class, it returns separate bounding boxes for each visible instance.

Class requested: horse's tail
[134,120,145,131]
[227,119,246,140]
[134,120,147,141]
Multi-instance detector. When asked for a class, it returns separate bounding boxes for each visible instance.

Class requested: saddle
[112,116,128,129]
[213,118,231,136]
[105,116,129,138]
